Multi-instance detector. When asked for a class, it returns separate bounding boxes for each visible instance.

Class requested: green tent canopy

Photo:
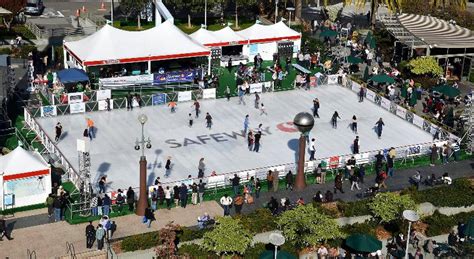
[320,29,338,38]
[369,38,376,49]
[347,55,363,64]
[345,234,382,253]
[370,74,395,84]
[465,217,474,237]
[259,250,297,259]
[363,66,370,81]
[432,84,461,98]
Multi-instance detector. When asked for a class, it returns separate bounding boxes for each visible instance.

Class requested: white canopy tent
[190,28,222,47]
[0,147,51,210]
[64,20,211,71]
[210,27,248,46]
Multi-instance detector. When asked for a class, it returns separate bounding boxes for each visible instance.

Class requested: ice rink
[36,84,433,190]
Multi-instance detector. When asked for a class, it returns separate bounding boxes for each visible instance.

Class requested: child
[260,103,267,115]
[188,113,193,127]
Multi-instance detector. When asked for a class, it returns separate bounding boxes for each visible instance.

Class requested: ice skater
[353,136,360,154]
[192,100,200,118]
[254,92,260,109]
[331,111,341,129]
[168,101,177,113]
[375,118,385,139]
[188,113,193,127]
[358,86,365,102]
[55,122,62,142]
[86,118,95,140]
[313,98,320,118]
[205,112,213,129]
[238,86,246,105]
[260,103,267,115]
[165,156,172,177]
[243,115,250,134]
[247,130,254,151]
[351,115,358,134]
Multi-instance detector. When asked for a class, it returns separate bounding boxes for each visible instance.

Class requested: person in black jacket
[0,217,12,240]
[144,207,155,228]
[285,171,294,191]
[85,221,96,248]
[126,187,135,212]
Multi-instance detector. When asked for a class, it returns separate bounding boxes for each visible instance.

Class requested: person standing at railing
[102,194,111,216]
[179,183,188,208]
[54,122,62,142]
[96,224,105,250]
[230,174,241,195]
[198,180,206,205]
[126,187,135,212]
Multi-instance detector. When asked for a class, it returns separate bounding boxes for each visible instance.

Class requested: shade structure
[363,66,370,81]
[370,74,395,84]
[345,234,382,253]
[236,21,301,44]
[57,68,89,84]
[259,250,297,259]
[432,84,461,97]
[369,38,376,49]
[189,28,221,47]
[464,217,474,237]
[319,29,338,38]
[211,26,248,46]
[347,55,363,64]
[64,20,210,67]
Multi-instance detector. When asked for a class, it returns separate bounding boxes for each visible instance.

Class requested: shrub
[178,227,210,242]
[369,192,416,223]
[243,243,267,258]
[408,178,474,208]
[236,208,277,234]
[424,211,457,237]
[341,220,378,236]
[338,199,371,217]
[12,25,36,40]
[202,216,253,256]
[177,244,216,259]
[408,57,443,77]
[120,231,160,252]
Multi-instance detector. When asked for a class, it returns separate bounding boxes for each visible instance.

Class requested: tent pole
[148,60,152,74]
[207,56,211,76]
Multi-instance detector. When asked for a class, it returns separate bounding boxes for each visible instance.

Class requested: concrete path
[0,200,222,259]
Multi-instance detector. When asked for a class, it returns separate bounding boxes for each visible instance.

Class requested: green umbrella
[400,83,407,98]
[370,74,395,84]
[320,29,338,38]
[410,90,418,106]
[365,31,373,43]
[347,55,363,64]
[259,250,297,259]
[369,38,376,49]
[465,217,474,237]
[432,84,461,98]
[363,66,370,81]
[346,234,382,253]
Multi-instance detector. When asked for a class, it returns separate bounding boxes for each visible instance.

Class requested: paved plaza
[36,85,433,190]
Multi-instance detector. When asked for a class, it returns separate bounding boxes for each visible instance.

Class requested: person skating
[165,156,172,177]
[253,131,262,152]
[243,115,250,134]
[86,118,95,140]
[198,158,205,178]
[225,85,231,101]
[55,122,62,142]
[254,92,260,109]
[331,111,341,129]
[313,98,320,118]
[85,221,96,249]
[351,115,358,134]
[205,113,212,129]
[309,138,316,161]
[188,113,193,127]
[192,100,200,118]
[260,103,267,115]
[247,130,254,151]
[358,86,365,102]
[375,118,385,139]
[353,136,360,154]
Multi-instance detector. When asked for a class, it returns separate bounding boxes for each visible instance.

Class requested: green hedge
[0,203,45,215]
[121,231,160,252]
[235,208,277,234]
[338,199,371,218]
[177,244,218,258]
[424,210,474,237]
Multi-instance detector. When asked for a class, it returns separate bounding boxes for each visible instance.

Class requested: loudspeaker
[0,55,11,67]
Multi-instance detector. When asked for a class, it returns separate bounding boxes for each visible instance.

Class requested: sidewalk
[0,201,222,258]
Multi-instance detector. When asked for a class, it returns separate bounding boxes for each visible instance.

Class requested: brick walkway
[0,201,222,258]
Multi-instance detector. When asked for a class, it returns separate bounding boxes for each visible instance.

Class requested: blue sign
[249,44,258,56]
[153,69,200,85]
[152,93,167,105]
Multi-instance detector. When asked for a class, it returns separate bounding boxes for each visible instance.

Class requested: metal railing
[26,249,37,259]
[65,242,77,259]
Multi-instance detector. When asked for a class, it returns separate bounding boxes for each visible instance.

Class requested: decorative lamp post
[403,210,420,259]
[293,112,314,191]
[135,114,152,216]
[286,7,295,28]
[269,232,285,259]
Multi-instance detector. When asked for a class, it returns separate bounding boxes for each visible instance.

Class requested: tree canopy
[369,192,417,223]
[201,216,253,255]
[408,56,443,77]
[277,205,344,248]
[0,0,26,30]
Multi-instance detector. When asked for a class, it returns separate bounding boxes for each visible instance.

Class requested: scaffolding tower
[74,139,93,216]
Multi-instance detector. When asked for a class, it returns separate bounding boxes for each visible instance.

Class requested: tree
[344,0,403,30]
[408,56,443,77]
[120,0,147,28]
[369,192,416,223]
[0,0,26,31]
[201,216,253,256]
[235,0,257,29]
[155,223,181,258]
[277,205,344,248]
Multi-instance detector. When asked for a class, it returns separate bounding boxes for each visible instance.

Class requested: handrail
[26,249,37,259]
[65,241,77,259]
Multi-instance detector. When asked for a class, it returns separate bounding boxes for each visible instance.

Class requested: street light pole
[403,210,420,259]
[293,112,314,191]
[275,0,279,24]
[204,0,207,28]
[135,114,152,216]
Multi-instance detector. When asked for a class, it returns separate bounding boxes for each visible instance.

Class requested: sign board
[351,83,361,93]
[268,165,286,177]
[99,74,153,87]
[249,83,263,93]
[354,153,370,165]
[327,75,338,85]
[96,89,111,101]
[153,69,199,85]
[178,91,192,102]
[207,175,226,188]
[406,145,423,157]
[203,88,216,99]
[366,89,376,102]
[41,105,57,117]
[4,193,14,207]
[310,76,316,87]
[396,106,407,119]
[380,97,391,110]
[152,93,167,105]
[98,99,113,111]
[238,170,256,183]
[249,44,259,56]
[68,92,83,104]
[413,115,424,129]
[69,102,86,114]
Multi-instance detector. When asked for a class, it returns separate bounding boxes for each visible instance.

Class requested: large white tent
[190,28,222,47]
[210,27,248,46]
[237,22,301,44]
[0,146,51,209]
[64,20,210,69]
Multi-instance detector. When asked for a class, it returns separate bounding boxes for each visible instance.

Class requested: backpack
[116,194,124,204]
[105,220,111,230]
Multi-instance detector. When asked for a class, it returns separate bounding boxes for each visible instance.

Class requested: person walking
[350,174,361,191]
[96,224,106,250]
[255,178,262,198]
[230,174,241,195]
[260,103,267,115]
[86,118,95,140]
[126,187,135,212]
[179,183,188,208]
[188,113,193,127]
[144,207,155,228]
[313,98,320,118]
[220,194,233,216]
[285,171,294,191]
[85,221,96,249]
[351,115,358,134]
[334,173,344,194]
[164,186,172,209]
[375,118,385,139]
[331,111,341,129]
[234,193,244,214]
[243,115,250,134]
[45,193,54,219]
[253,131,261,152]
[254,92,260,109]
[205,112,213,129]
[198,180,206,205]
[247,130,255,151]
[192,100,200,118]
[198,158,205,178]
[55,122,62,142]
[309,138,316,161]
[225,85,231,101]
[353,136,360,154]
[430,144,438,166]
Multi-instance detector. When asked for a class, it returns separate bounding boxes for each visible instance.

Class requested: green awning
[320,29,338,38]
[347,55,363,64]
[432,84,461,97]
[370,74,395,84]
[345,234,382,253]
[465,217,474,237]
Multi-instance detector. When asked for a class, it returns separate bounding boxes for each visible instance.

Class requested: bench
[292,63,311,74]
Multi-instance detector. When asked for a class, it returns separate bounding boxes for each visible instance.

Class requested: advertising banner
[249,83,263,93]
[380,97,391,110]
[366,89,376,102]
[70,102,86,114]
[406,145,423,157]
[152,93,167,105]
[178,91,192,102]
[351,83,361,93]
[249,44,259,56]
[203,88,216,99]
[41,105,57,117]
[99,74,153,87]
[413,115,424,129]
[96,89,112,101]
[98,99,113,111]
[153,69,199,85]
[396,106,407,119]
[68,92,83,104]
[327,75,338,84]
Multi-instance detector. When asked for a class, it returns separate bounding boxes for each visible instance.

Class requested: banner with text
[68,92,83,104]
[96,89,112,101]
[70,102,86,114]
[178,91,192,102]
[203,88,216,99]
[41,105,57,117]
[153,69,200,85]
[152,93,167,105]
[99,74,153,87]
[249,83,263,93]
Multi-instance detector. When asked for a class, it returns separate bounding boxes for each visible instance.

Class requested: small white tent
[0,147,51,210]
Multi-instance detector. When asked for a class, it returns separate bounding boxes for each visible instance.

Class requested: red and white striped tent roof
[64,20,211,67]
[0,146,50,181]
